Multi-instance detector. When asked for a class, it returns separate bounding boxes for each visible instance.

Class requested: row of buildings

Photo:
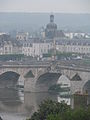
[56,39,90,54]
[1,33,90,57]
[0,34,22,55]
[0,15,90,58]
[0,34,53,57]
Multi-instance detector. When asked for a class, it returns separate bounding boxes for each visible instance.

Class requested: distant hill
[0,12,90,33]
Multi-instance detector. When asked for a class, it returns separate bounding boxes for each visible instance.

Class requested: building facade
[56,39,90,54]
[22,40,52,57]
[16,32,29,41]
[0,34,22,55]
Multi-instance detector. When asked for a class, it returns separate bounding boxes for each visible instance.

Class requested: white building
[16,32,29,41]
[22,42,33,56]
[0,34,22,55]
[0,41,22,55]
[22,41,52,57]
[0,32,8,36]
[32,43,51,57]
[65,32,88,39]
[56,39,90,54]
[65,32,74,39]
[3,41,13,54]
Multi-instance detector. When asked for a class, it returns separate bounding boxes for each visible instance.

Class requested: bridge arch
[34,70,84,92]
[83,80,90,95]
[35,72,61,92]
[0,68,37,86]
[0,71,20,88]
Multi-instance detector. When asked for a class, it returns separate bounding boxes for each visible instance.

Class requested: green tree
[47,114,62,120]
[27,99,90,120]
[28,100,70,120]
[72,108,90,120]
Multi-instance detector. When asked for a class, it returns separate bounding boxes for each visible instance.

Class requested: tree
[28,99,70,120]
[47,114,62,120]
[71,108,90,120]
[47,108,90,120]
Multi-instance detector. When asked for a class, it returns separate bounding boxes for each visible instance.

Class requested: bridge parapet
[56,65,90,72]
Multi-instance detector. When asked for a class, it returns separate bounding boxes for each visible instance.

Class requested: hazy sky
[0,0,90,13]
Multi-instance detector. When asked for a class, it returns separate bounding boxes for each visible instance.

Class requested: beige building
[22,41,52,57]
[22,42,33,56]
[33,42,52,57]
[16,32,29,41]
[0,41,22,55]
[0,34,22,55]
[56,39,90,54]
[3,41,13,54]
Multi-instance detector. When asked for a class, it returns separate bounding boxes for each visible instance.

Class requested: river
[0,87,71,120]
[0,74,90,120]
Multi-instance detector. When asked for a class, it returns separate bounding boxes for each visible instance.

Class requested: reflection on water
[0,88,90,120]
[0,88,22,106]
[0,113,26,120]
[0,88,58,120]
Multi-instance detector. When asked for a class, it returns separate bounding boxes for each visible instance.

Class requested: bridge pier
[24,72,61,92]
[24,77,51,92]
[70,81,83,94]
[18,75,25,86]
[24,78,36,92]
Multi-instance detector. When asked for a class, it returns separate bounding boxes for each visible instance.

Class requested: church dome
[45,14,57,39]
[46,22,57,30]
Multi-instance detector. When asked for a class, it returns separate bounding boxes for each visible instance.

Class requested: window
[5,47,7,50]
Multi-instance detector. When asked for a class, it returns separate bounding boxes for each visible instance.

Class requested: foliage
[56,51,73,57]
[47,114,62,120]
[46,50,74,58]
[43,53,52,57]
[0,54,24,61]
[47,108,90,120]
[28,99,70,120]
[43,50,82,60]
[27,99,90,120]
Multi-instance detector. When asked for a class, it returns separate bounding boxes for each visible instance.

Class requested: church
[45,14,65,39]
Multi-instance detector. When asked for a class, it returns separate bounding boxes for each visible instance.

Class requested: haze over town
[0,0,90,13]
[0,0,90,120]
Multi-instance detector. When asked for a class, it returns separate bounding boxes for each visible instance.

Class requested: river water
[0,74,90,120]
[0,87,71,120]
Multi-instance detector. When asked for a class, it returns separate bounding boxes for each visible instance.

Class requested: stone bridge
[0,62,90,94]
